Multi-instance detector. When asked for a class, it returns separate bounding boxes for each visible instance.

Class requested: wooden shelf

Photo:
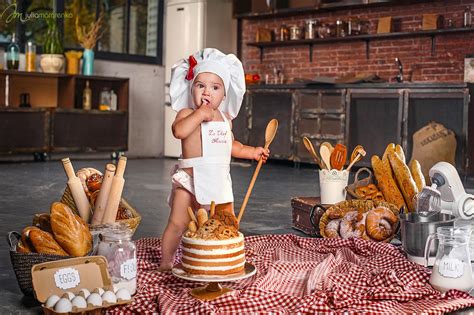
[247,28,474,62]
[235,0,430,20]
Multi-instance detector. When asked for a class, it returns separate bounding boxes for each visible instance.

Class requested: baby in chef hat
[159,48,269,271]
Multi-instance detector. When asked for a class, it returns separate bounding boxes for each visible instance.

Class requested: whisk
[416,182,441,217]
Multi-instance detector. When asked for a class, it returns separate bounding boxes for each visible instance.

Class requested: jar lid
[95,222,133,241]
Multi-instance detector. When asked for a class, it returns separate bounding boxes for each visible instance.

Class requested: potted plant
[40,16,64,73]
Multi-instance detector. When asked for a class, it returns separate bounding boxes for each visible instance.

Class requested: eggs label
[54,268,81,290]
[120,259,137,280]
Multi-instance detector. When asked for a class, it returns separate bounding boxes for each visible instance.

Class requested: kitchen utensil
[424,226,472,292]
[330,144,347,170]
[346,146,366,172]
[399,212,455,266]
[237,119,278,223]
[303,137,324,169]
[319,145,332,170]
[427,162,474,220]
[321,141,334,155]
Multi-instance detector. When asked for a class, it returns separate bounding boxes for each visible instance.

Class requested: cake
[181,207,245,276]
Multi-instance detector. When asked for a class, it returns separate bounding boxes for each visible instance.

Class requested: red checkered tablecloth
[108,234,474,314]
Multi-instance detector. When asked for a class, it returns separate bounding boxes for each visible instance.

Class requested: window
[0,0,164,64]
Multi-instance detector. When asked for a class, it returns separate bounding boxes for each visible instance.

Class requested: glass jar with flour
[97,223,137,294]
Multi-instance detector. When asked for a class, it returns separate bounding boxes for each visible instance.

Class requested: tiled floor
[1,158,472,314]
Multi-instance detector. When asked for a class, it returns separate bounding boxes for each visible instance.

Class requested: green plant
[43,16,63,54]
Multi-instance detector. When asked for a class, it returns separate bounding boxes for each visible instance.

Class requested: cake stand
[172,262,256,300]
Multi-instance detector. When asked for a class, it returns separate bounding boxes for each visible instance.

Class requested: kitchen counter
[247,82,467,90]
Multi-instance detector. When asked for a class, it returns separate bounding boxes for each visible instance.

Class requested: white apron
[178,111,233,205]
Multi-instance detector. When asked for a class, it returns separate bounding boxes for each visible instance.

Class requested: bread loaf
[28,228,68,256]
[382,144,395,174]
[395,144,406,163]
[21,226,39,250]
[33,213,53,234]
[409,159,426,191]
[50,202,92,257]
[17,240,32,253]
[372,155,406,210]
[388,152,419,213]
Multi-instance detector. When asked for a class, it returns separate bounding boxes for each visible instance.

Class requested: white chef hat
[169,48,246,119]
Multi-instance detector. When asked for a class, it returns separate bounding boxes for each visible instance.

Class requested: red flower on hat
[185,55,197,81]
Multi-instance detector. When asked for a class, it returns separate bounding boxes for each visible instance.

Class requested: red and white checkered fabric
[108,234,474,314]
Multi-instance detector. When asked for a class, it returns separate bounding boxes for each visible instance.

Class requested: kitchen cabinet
[246,90,294,160]
[237,83,470,174]
[294,89,346,163]
[0,70,129,157]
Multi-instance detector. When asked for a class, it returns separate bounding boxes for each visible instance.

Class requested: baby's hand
[253,147,270,163]
[198,103,214,121]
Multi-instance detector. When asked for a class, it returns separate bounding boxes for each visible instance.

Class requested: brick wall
[241,0,474,82]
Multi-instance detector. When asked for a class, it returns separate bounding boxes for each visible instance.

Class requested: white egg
[78,288,90,299]
[115,288,132,301]
[45,294,60,308]
[54,298,72,313]
[87,293,103,306]
[92,287,105,295]
[71,295,87,309]
[62,291,75,300]
[101,290,117,304]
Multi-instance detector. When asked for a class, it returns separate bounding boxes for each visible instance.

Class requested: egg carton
[42,291,131,314]
[31,256,133,314]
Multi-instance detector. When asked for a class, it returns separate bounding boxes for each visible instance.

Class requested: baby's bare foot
[158,263,173,272]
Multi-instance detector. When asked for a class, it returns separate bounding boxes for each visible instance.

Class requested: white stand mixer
[428,162,474,220]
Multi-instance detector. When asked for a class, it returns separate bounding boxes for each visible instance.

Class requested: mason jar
[97,224,137,295]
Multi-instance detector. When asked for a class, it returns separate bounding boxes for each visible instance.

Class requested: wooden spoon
[350,145,364,163]
[237,119,279,223]
[321,142,334,155]
[320,145,332,170]
[303,137,324,169]
[346,146,367,172]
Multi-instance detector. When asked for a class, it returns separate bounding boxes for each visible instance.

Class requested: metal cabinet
[346,89,404,167]
[294,89,346,163]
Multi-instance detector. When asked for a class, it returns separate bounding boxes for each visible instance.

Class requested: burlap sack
[410,121,457,181]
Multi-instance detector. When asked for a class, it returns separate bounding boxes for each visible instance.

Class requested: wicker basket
[345,167,374,200]
[7,231,71,296]
[319,199,400,243]
[60,186,141,235]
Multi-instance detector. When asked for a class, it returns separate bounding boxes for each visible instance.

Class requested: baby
[159,48,269,271]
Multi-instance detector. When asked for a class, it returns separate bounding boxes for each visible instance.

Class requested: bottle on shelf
[99,87,111,111]
[464,6,472,28]
[83,81,92,110]
[61,158,92,223]
[19,93,31,108]
[25,41,36,72]
[6,33,20,70]
[102,157,127,224]
[110,89,117,111]
[91,163,116,225]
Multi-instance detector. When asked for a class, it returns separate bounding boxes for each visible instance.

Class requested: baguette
[388,152,419,213]
[409,159,426,191]
[51,202,92,257]
[395,144,406,163]
[17,240,32,253]
[382,143,395,177]
[28,228,68,256]
[371,155,407,210]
